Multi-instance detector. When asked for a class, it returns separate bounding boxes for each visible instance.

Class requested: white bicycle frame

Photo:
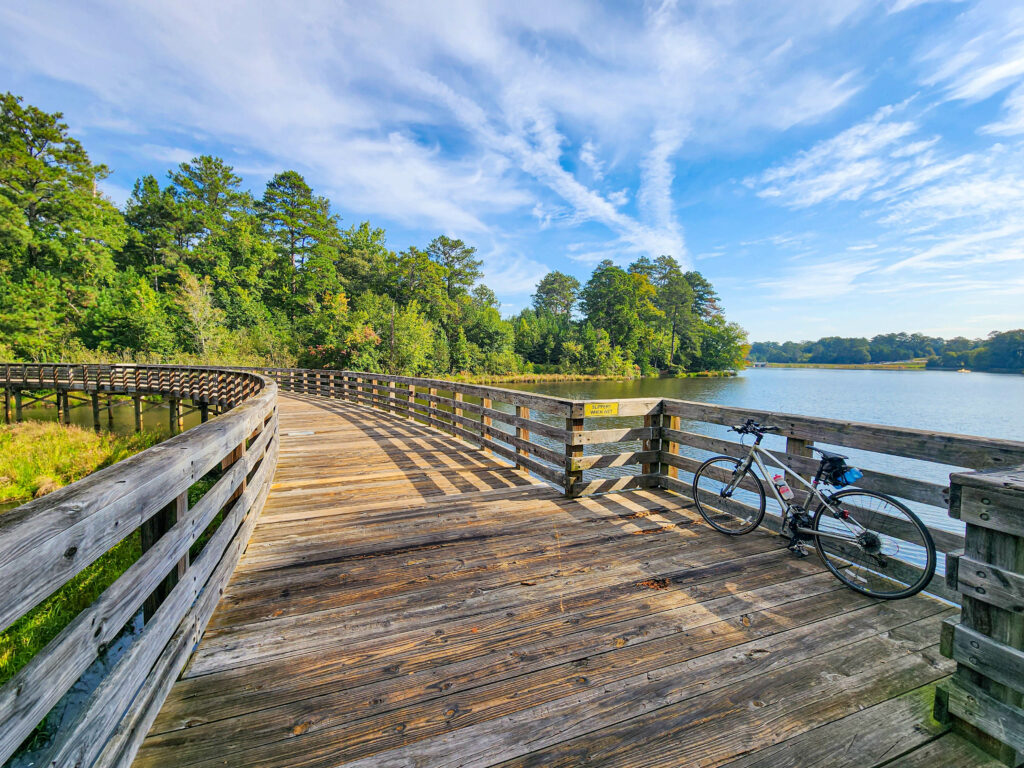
[726,441,866,544]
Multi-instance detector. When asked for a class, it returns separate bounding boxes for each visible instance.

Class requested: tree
[532,271,580,317]
[175,271,226,358]
[258,171,341,314]
[0,92,127,322]
[580,260,659,355]
[169,155,247,251]
[427,235,482,300]
[684,270,720,319]
[121,175,182,291]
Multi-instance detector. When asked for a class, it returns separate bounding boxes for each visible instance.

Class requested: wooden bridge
[2,364,1023,767]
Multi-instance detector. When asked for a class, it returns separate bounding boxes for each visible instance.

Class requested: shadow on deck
[132,394,994,768]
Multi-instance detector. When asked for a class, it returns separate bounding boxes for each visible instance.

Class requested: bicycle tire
[812,489,937,599]
[692,455,766,535]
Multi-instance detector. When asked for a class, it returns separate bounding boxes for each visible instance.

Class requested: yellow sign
[583,402,619,417]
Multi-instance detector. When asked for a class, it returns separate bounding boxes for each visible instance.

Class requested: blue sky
[2,0,1023,341]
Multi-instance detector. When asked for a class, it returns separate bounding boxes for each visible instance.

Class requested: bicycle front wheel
[692,455,766,535]
[812,489,936,599]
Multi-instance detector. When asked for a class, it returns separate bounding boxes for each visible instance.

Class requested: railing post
[565,408,584,497]
[516,405,529,470]
[786,435,813,484]
[643,410,662,480]
[665,413,681,480]
[936,465,1024,765]
[388,380,396,414]
[428,386,438,427]
[481,397,492,455]
[141,491,187,621]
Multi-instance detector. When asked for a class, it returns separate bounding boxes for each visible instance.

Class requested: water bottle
[772,474,795,501]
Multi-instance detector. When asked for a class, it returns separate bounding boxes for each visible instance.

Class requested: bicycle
[690,419,937,599]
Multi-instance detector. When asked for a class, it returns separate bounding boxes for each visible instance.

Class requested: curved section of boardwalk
[133,395,993,768]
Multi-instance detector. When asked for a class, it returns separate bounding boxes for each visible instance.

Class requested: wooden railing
[0,364,278,767]
[255,367,1024,606]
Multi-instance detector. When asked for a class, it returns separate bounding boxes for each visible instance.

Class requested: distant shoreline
[755,362,927,370]
[751,362,1023,373]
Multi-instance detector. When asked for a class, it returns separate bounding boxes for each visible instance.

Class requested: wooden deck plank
[134,394,964,768]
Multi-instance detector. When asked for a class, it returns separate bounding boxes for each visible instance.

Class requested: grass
[0,421,159,504]
[0,421,161,686]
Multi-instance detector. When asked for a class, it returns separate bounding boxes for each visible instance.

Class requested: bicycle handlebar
[730,419,780,436]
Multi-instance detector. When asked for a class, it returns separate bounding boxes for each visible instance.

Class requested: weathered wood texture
[243,367,1024,607]
[0,364,278,768]
[939,465,1024,765]
[132,393,970,768]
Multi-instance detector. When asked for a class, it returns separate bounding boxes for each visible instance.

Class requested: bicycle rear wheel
[812,489,936,599]
[691,455,766,535]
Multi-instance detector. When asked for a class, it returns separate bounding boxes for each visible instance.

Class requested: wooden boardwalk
[133,394,998,768]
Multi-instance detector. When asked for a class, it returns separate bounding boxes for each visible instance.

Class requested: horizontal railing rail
[0,363,278,767]
[253,367,1024,606]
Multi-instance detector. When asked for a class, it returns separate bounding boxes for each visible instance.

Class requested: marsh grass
[0,421,159,504]
[0,421,160,686]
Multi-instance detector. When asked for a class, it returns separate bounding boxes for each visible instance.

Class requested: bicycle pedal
[788,542,810,558]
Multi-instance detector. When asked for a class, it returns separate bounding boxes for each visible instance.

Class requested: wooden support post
[936,465,1024,766]
[61,391,70,425]
[666,414,681,480]
[133,395,143,432]
[643,412,661,477]
[106,394,114,429]
[200,402,209,423]
[4,387,11,424]
[408,383,416,421]
[481,397,492,455]
[13,389,24,423]
[454,392,464,436]
[141,492,187,622]
[515,405,529,470]
[786,435,813,483]
[428,386,438,428]
[388,380,396,414]
[565,414,584,497]
[169,398,181,435]
[90,392,100,432]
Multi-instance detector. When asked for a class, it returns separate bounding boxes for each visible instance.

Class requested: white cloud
[579,140,604,180]
[758,258,879,300]
[749,105,919,208]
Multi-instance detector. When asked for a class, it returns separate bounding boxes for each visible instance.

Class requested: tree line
[0,93,748,377]
[749,331,1024,371]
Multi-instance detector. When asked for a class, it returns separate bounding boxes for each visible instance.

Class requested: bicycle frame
[726,442,866,544]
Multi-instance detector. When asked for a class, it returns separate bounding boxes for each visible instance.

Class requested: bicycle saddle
[810,447,848,460]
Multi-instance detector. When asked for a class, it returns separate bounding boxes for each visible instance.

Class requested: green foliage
[752,330,1024,372]
[0,92,748,376]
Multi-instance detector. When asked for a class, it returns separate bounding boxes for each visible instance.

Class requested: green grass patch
[0,421,161,686]
[0,534,141,686]
[0,421,160,504]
